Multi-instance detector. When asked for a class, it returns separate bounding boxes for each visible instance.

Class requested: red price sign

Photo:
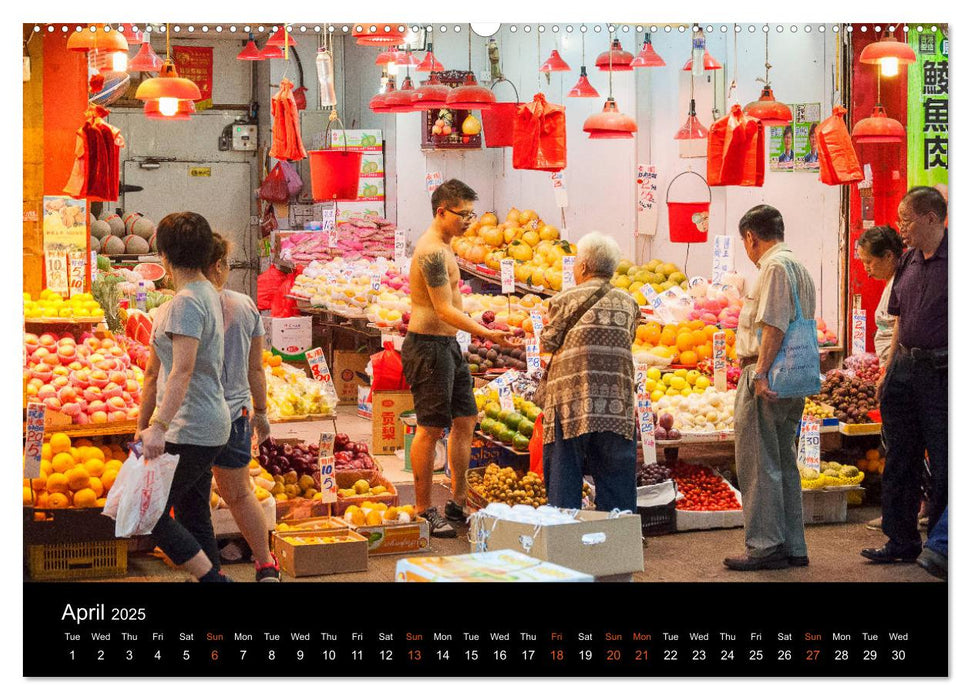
[318,432,337,503]
[24,402,47,479]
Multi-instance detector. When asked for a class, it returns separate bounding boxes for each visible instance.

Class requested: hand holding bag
[102,451,180,538]
[759,260,821,398]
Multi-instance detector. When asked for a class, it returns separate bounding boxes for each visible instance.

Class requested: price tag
[24,402,46,479]
[713,331,727,392]
[90,250,98,285]
[526,339,541,374]
[318,432,337,503]
[394,229,407,267]
[711,235,734,284]
[688,276,707,290]
[456,330,471,354]
[320,207,337,247]
[562,256,576,290]
[45,252,68,296]
[426,171,444,196]
[635,362,649,399]
[636,164,660,238]
[551,172,568,209]
[529,309,545,338]
[851,308,867,355]
[325,270,338,285]
[500,258,515,294]
[498,383,514,413]
[305,347,336,396]
[370,273,382,293]
[802,416,821,474]
[68,250,86,297]
[636,395,658,466]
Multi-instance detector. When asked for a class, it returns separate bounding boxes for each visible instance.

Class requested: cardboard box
[276,498,330,523]
[371,390,414,455]
[333,350,370,404]
[272,529,369,577]
[356,178,385,201]
[352,517,431,556]
[395,549,594,582]
[357,385,373,419]
[359,153,385,178]
[330,129,383,151]
[275,516,346,533]
[336,201,385,224]
[211,497,276,538]
[271,316,313,361]
[468,509,644,578]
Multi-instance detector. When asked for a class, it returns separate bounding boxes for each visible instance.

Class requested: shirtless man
[402,179,518,537]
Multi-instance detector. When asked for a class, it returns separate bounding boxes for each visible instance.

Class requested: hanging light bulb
[568,66,599,98]
[72,27,129,76]
[861,28,916,78]
[416,43,444,72]
[129,41,165,71]
[158,97,179,117]
[743,34,791,125]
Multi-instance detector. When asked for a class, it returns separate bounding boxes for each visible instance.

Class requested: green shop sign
[907,26,948,187]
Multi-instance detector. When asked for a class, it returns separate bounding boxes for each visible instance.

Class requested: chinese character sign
[908,28,948,187]
[24,403,47,479]
[43,196,89,293]
[636,164,660,237]
[711,235,734,284]
[173,46,213,110]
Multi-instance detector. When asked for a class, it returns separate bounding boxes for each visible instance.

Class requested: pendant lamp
[266,26,297,47]
[416,43,445,72]
[134,26,201,120]
[681,50,722,71]
[860,28,917,77]
[540,49,570,73]
[352,24,407,47]
[384,75,419,112]
[584,31,636,139]
[236,34,264,61]
[375,48,397,66]
[674,99,709,140]
[631,33,665,68]
[68,26,129,73]
[120,26,144,46]
[742,34,791,125]
[596,38,633,71]
[261,44,285,59]
[852,104,906,142]
[445,31,497,110]
[393,49,421,68]
[568,34,599,98]
[129,41,165,72]
[413,74,450,110]
[144,97,196,120]
[369,77,396,113]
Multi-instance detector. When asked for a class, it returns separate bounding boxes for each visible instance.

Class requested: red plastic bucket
[309,149,363,201]
[666,171,711,243]
[482,103,520,147]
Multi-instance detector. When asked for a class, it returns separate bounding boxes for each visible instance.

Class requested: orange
[268,355,283,368]
[88,477,104,498]
[635,325,650,343]
[724,328,736,345]
[102,469,119,492]
[66,466,91,491]
[676,333,695,352]
[74,438,94,448]
[691,330,707,347]
[35,492,50,509]
[84,458,105,478]
[96,498,107,508]
[51,452,75,473]
[87,447,106,463]
[679,350,699,367]
[727,345,737,361]
[48,492,70,509]
[23,486,34,506]
[704,324,719,340]
[662,324,678,336]
[47,473,70,493]
[865,448,881,461]
[30,474,47,491]
[69,447,80,462]
[696,343,713,361]
[643,321,662,345]
[40,459,52,477]
[659,329,677,347]
[72,488,98,508]
[688,319,705,331]
[41,443,52,461]
[49,432,71,454]
[104,459,123,473]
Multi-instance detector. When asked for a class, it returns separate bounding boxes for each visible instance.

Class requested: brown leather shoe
[723,553,789,571]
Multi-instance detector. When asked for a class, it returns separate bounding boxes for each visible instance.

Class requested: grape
[636,461,672,486]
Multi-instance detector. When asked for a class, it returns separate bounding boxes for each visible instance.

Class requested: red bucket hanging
[309,114,363,201]
[480,78,520,148]
[666,171,711,243]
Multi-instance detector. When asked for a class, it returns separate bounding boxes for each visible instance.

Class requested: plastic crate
[26,539,127,581]
[638,501,677,536]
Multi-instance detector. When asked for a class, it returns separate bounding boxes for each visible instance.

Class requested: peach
[31,347,51,363]
[57,386,78,403]
[30,366,53,383]
[25,340,39,355]
[72,369,91,388]
[109,410,128,422]
[75,412,90,425]
[87,400,107,414]
[126,407,140,420]
[103,383,123,400]
[57,336,76,347]
[60,401,82,417]
[24,332,39,346]
[89,353,105,364]
[38,384,57,400]
[67,361,84,371]
[125,379,140,394]
[109,347,126,358]
[106,395,126,409]
[57,345,77,361]
[84,338,101,352]
[109,371,127,385]
[122,392,133,404]
[90,411,108,424]
[82,387,102,403]
[52,366,70,379]
[51,376,70,390]
[43,397,62,411]
[96,360,116,372]
[89,370,109,389]
[28,377,44,388]
[39,334,58,347]
[100,338,115,349]
[25,384,38,397]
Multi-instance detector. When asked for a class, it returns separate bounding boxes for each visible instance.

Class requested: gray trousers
[734,366,807,558]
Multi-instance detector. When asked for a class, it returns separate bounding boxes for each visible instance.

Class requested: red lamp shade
[375,49,397,65]
[631,38,666,68]
[445,74,497,111]
[67,26,129,53]
[143,98,196,120]
[413,74,450,109]
[861,32,917,76]
[743,86,792,125]
[370,80,396,113]
[260,44,285,59]
[416,49,444,72]
[595,39,634,71]
[567,66,600,98]
[393,50,421,67]
[852,104,906,143]
[352,24,407,46]
[540,49,571,73]
[120,26,144,46]
[384,76,419,112]
[236,40,264,61]
[583,97,637,139]
[129,42,165,71]
[674,100,708,140]
[681,49,722,71]
[266,27,297,47]
[135,59,202,102]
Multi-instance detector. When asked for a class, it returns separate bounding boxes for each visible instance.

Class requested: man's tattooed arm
[419,249,450,288]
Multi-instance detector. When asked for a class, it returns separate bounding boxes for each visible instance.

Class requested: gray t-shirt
[220,289,266,421]
[152,281,231,447]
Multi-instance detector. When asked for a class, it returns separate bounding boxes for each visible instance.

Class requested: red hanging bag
[512,93,567,172]
[817,106,864,185]
[258,163,291,203]
[707,104,765,187]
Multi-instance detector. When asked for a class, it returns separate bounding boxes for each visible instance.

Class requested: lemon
[669,376,687,391]
[647,367,662,381]
[695,376,711,390]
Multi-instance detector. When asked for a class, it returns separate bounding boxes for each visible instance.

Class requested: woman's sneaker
[420,507,457,538]
[255,553,282,582]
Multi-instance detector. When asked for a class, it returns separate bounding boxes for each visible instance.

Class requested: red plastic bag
[258,163,290,203]
[278,160,303,197]
[512,93,567,172]
[257,265,289,310]
[370,341,409,392]
[528,414,544,478]
[292,85,308,111]
[270,273,298,317]
[707,104,765,187]
[817,106,864,185]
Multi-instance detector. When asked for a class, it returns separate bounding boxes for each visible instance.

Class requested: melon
[90,236,100,252]
[132,217,155,240]
[101,235,126,255]
[148,233,157,252]
[123,212,143,236]
[124,235,150,254]
[89,212,97,228]
[90,220,111,240]
[102,213,125,238]
[133,262,166,282]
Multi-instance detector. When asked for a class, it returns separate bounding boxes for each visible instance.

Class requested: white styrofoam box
[802,488,861,524]
[674,471,744,532]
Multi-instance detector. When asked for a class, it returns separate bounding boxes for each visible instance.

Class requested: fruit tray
[474,430,531,456]
[838,421,882,436]
[26,539,127,581]
[333,470,398,516]
[269,412,338,424]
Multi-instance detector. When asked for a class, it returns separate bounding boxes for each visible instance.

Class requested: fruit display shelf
[23,418,138,439]
[25,317,106,326]
[456,259,553,298]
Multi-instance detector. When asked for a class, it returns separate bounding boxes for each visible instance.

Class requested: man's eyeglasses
[445,208,477,222]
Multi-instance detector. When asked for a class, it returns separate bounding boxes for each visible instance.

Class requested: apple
[72,369,91,388]
[659,412,675,431]
[38,384,57,400]
[60,401,82,417]
[28,377,43,389]
[109,347,126,358]
[38,334,58,348]
[57,386,78,403]
[96,360,116,372]
[90,411,108,424]
[43,397,62,412]
[122,392,133,404]
[89,353,105,364]
[103,383,123,399]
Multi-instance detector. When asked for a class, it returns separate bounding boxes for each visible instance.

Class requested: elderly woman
[856,225,904,366]
[539,232,641,512]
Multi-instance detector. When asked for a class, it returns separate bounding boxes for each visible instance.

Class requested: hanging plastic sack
[292,85,308,111]
[817,106,864,186]
[102,450,180,538]
[512,93,567,172]
[278,160,304,197]
[259,201,279,237]
[258,162,290,203]
[270,274,299,317]
[707,104,765,187]
[370,341,410,392]
[257,264,289,310]
[528,414,544,478]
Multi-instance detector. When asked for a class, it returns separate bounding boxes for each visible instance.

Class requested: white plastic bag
[101,451,180,538]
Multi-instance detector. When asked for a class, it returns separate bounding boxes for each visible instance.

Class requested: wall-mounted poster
[770,103,821,173]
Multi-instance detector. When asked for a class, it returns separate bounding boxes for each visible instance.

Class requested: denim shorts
[401,332,477,428]
[213,414,254,470]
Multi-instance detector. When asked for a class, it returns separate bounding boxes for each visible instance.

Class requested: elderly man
[862,186,948,564]
[539,232,640,512]
[725,205,817,571]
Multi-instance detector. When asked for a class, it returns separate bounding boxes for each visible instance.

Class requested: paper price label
[305,347,335,390]
[325,271,338,285]
[711,235,734,284]
[713,331,727,392]
[45,252,68,296]
[688,276,707,290]
[394,229,407,266]
[426,171,444,195]
[526,339,541,374]
[851,308,867,355]
[802,417,821,474]
[318,432,337,502]
[551,172,568,209]
[500,258,515,294]
[634,362,649,400]
[321,207,337,245]
[498,383,514,413]
[90,251,98,285]
[24,402,46,479]
[636,396,658,466]
[370,273,382,293]
[562,256,576,290]
[68,250,86,297]
[456,331,471,354]
[529,309,545,338]
[636,164,660,237]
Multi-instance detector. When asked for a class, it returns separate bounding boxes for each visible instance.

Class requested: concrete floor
[42,405,943,585]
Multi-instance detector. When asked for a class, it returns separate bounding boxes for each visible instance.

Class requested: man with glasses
[861,186,948,565]
[402,179,519,537]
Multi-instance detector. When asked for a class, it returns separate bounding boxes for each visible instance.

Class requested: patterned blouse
[540,279,641,444]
